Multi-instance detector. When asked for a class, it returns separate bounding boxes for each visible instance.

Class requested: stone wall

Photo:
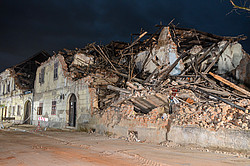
[86,102,250,151]
[168,126,250,150]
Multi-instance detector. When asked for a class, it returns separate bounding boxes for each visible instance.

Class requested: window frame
[3,83,5,94]
[37,103,43,115]
[17,105,21,116]
[13,81,16,91]
[54,62,58,80]
[51,101,56,115]
[7,82,10,93]
[39,67,45,84]
[12,106,15,116]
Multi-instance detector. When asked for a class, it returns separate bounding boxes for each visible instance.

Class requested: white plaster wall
[0,69,32,123]
[218,42,243,74]
[135,27,184,75]
[33,55,91,128]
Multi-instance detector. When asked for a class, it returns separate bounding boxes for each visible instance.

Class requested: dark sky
[0,0,249,72]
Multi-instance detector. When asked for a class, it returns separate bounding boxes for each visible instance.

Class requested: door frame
[68,94,77,127]
[24,100,31,124]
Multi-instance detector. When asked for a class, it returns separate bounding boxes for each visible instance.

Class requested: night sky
[0,0,249,72]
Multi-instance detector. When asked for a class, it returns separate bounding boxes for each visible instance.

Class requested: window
[54,62,58,80]
[3,83,5,94]
[4,107,7,117]
[39,73,41,83]
[8,106,11,117]
[7,82,10,93]
[37,103,43,115]
[51,101,56,115]
[17,105,21,116]
[12,106,15,116]
[39,67,45,84]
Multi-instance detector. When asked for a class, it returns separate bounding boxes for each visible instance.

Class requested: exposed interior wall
[135,27,184,75]
[217,41,249,87]
[218,42,243,75]
[235,50,250,87]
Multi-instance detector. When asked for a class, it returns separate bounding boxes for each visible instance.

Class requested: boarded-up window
[51,101,56,115]
[37,103,43,115]
[12,106,15,116]
[17,105,21,116]
[54,62,58,80]
[39,67,45,84]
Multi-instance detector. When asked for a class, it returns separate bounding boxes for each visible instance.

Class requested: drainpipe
[31,88,34,125]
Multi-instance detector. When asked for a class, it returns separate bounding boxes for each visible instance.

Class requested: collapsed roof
[11,50,51,90]
[55,25,249,114]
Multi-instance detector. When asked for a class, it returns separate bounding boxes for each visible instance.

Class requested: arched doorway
[24,101,31,124]
[69,94,77,127]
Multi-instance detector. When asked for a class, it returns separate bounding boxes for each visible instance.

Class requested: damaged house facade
[0,51,50,124]
[1,25,250,150]
[32,54,92,128]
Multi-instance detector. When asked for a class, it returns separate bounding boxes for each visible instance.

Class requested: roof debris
[55,25,249,131]
[10,50,51,90]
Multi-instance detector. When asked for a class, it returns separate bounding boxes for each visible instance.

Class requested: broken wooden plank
[126,82,144,90]
[195,86,231,96]
[107,85,131,94]
[209,72,250,97]
[195,87,248,112]
[135,98,156,109]
[144,68,158,83]
[123,31,148,51]
[91,44,118,71]
[111,98,128,107]
[198,73,218,88]
[145,96,162,107]
[156,52,188,87]
[175,97,196,108]
[131,102,149,114]
[181,45,208,75]
[97,45,118,71]
[111,70,144,83]
[155,93,169,104]
[204,41,230,73]
[130,98,150,110]
[196,43,216,64]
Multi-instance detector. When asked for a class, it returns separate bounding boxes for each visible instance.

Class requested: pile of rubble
[55,24,250,131]
[172,99,250,130]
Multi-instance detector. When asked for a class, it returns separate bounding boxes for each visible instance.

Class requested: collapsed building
[1,25,250,150]
[0,51,51,124]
